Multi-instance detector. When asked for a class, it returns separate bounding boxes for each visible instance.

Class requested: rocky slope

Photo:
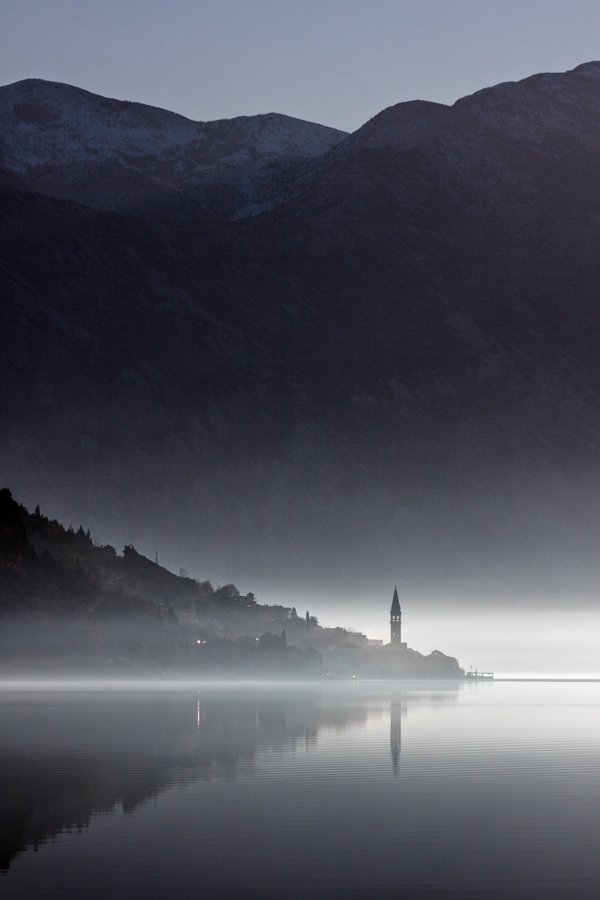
[3,64,600,601]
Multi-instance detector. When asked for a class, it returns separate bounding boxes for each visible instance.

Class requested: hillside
[0,487,323,675]
[3,63,600,606]
[0,488,462,678]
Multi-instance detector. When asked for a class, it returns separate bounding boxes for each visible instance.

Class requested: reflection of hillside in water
[0,691,370,872]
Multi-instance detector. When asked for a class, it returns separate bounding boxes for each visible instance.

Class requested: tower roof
[390,586,400,613]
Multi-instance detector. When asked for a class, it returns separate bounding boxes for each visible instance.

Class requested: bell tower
[390,587,402,646]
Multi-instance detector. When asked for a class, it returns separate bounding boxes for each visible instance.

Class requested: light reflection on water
[1,681,600,898]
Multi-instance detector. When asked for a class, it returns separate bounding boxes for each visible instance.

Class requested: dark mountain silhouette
[0,488,462,677]
[0,488,325,675]
[3,64,600,602]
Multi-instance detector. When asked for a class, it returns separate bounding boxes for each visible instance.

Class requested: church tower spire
[390,586,402,646]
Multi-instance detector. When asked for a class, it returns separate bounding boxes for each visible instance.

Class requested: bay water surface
[1,680,600,898]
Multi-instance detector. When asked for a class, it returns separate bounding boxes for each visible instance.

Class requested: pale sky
[3,0,600,131]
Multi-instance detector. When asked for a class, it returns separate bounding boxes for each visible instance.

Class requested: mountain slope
[3,65,600,604]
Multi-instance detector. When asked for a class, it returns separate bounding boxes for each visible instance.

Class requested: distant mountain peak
[571,60,600,77]
[0,77,347,213]
[343,98,449,151]
[339,60,600,160]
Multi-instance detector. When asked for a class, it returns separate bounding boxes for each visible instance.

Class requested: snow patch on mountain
[0,79,200,169]
[0,79,347,176]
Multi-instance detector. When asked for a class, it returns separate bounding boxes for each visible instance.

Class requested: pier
[465,669,494,680]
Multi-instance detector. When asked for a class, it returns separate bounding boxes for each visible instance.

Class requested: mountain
[0,79,347,214]
[3,65,600,609]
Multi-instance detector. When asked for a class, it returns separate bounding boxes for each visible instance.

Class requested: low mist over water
[2,681,600,898]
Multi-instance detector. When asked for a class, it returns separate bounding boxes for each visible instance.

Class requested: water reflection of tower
[390,698,406,777]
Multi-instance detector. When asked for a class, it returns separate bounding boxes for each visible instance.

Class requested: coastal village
[295,587,464,679]
[0,488,464,679]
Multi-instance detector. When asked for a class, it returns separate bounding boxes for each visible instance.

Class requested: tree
[258,632,282,650]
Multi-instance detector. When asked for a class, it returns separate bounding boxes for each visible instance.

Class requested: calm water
[1,680,600,898]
